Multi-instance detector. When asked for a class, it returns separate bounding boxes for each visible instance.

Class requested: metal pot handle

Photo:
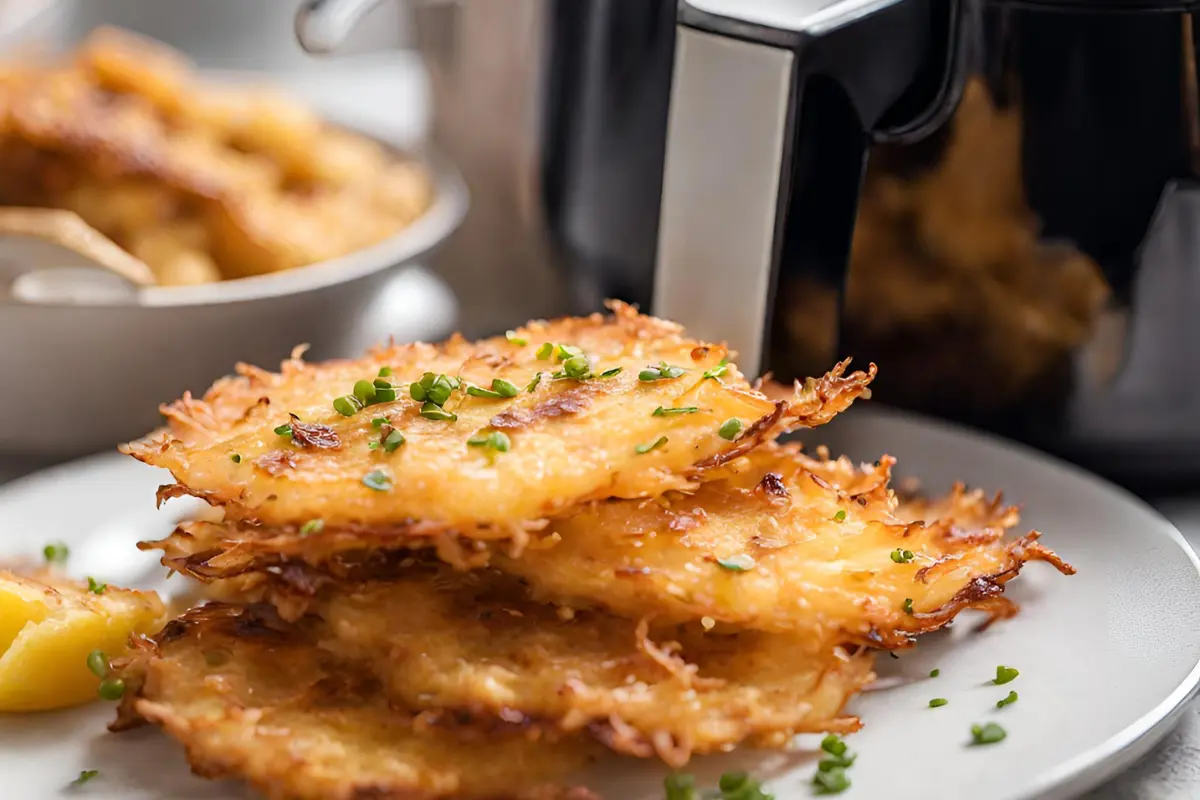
[294,0,389,54]
[651,0,968,375]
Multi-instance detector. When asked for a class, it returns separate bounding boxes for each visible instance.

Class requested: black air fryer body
[540,0,1200,488]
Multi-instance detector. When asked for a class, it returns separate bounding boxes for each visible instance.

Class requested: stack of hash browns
[115,302,1072,799]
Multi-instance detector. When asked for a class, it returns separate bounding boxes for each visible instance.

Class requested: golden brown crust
[113,604,599,800]
[204,567,874,767]
[123,304,874,534]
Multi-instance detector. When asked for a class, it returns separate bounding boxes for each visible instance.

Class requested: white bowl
[0,148,468,457]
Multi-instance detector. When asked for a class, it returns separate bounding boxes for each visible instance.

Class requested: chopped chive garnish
[718,418,743,440]
[635,435,668,454]
[554,344,583,362]
[72,770,99,786]
[702,358,730,380]
[42,542,69,565]
[333,395,361,417]
[299,519,324,537]
[378,366,392,377]
[902,598,913,614]
[930,668,940,678]
[638,361,686,382]
[717,554,755,572]
[506,330,528,346]
[368,442,379,450]
[353,379,377,405]
[996,690,1019,708]
[87,577,106,595]
[929,697,948,708]
[652,406,699,417]
[419,402,457,422]
[663,773,696,800]
[372,416,389,428]
[362,469,392,492]
[833,509,847,522]
[970,722,1007,745]
[718,771,771,797]
[372,379,398,402]
[557,354,592,380]
[525,372,545,392]
[598,367,623,379]
[812,734,854,793]
[86,650,109,679]
[467,379,520,399]
[821,734,848,758]
[383,429,406,452]
[890,548,914,563]
[273,423,293,438]
[813,766,850,794]
[535,342,555,360]
[230,453,242,463]
[994,665,1019,685]
[467,431,511,453]
[97,678,125,701]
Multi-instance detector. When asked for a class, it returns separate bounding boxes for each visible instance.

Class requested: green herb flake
[506,330,528,347]
[635,435,668,454]
[535,342,555,360]
[902,597,914,614]
[663,773,696,800]
[930,668,940,678]
[383,429,406,452]
[97,677,125,701]
[333,395,361,417]
[229,453,242,463]
[419,402,457,422]
[833,509,847,522]
[468,431,511,453]
[362,469,392,492]
[996,690,1019,709]
[929,697,948,708]
[890,548,914,563]
[820,734,848,758]
[86,650,109,679]
[87,577,106,595]
[717,771,773,799]
[994,665,1019,685]
[652,406,699,417]
[353,379,377,405]
[273,423,293,438]
[558,354,592,380]
[598,367,623,379]
[299,519,325,537]
[970,722,1007,746]
[71,770,99,787]
[468,378,521,399]
[717,554,755,572]
[638,368,662,382]
[525,372,545,392]
[638,362,685,382]
[372,379,398,403]
[372,416,389,428]
[42,542,69,565]
[702,358,730,380]
[378,366,393,377]
[718,418,743,441]
[812,765,850,794]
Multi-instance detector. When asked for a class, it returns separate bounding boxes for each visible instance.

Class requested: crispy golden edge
[122,302,875,535]
[112,604,599,800]
[193,568,873,766]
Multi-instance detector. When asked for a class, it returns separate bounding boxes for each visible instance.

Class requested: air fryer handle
[653,0,968,376]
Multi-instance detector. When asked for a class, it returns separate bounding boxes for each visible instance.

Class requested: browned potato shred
[0,27,433,284]
[117,304,1073,797]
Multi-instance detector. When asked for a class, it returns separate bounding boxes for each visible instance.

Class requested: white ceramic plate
[1,408,1198,800]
